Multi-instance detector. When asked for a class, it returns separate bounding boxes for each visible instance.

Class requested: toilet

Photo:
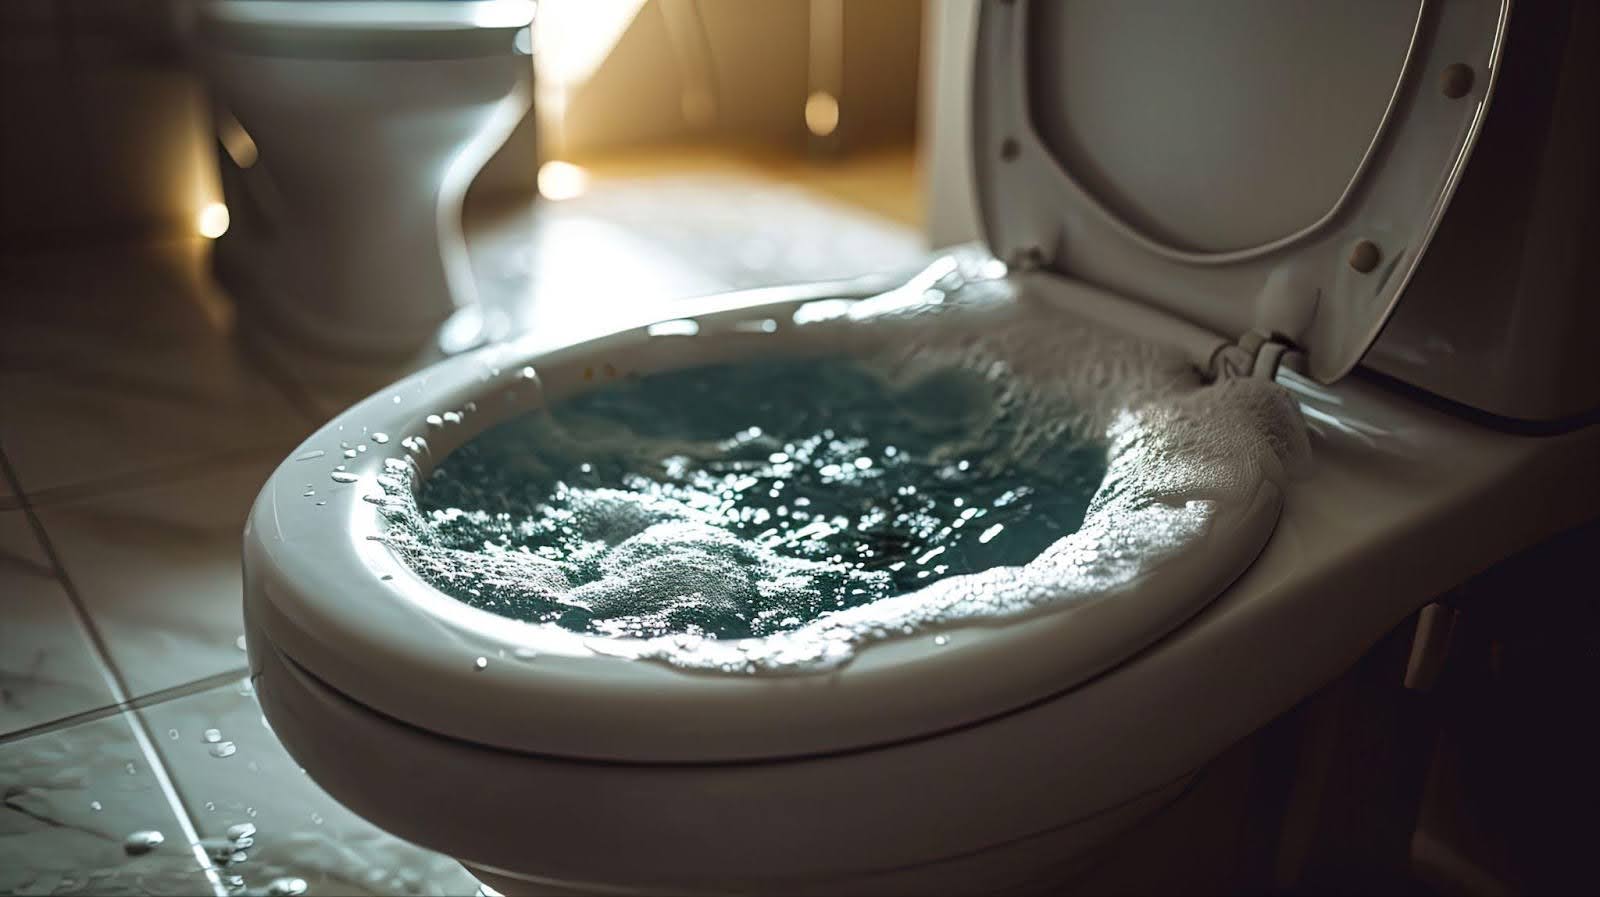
[241,2,1600,894]
[196,0,536,357]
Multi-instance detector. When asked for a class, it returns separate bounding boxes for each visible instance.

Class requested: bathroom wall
[551,0,923,157]
[0,0,216,248]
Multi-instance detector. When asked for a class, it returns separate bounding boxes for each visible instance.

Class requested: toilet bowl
[197,0,535,357]
[242,2,1600,894]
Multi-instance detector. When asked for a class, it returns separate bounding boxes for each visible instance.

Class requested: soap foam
[377,259,1309,673]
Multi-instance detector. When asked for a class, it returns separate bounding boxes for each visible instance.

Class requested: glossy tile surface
[0,712,209,897]
[35,461,273,700]
[0,243,310,499]
[139,681,481,897]
[0,511,115,737]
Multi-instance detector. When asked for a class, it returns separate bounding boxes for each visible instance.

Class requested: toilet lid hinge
[1211,331,1304,382]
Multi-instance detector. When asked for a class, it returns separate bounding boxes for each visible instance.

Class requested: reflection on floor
[0,152,928,896]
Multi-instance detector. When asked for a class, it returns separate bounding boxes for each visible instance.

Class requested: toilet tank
[1363,0,1600,426]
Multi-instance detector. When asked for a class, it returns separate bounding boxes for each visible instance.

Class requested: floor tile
[0,511,116,738]
[35,461,272,700]
[140,681,481,897]
[0,242,310,498]
[0,711,210,896]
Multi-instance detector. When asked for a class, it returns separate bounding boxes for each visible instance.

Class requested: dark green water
[391,358,1109,640]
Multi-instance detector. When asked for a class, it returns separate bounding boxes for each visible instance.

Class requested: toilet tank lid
[196,1,534,59]
[970,0,1509,384]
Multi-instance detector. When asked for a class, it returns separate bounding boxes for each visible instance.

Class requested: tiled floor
[0,155,926,895]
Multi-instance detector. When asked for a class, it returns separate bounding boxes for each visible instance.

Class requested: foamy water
[371,259,1309,672]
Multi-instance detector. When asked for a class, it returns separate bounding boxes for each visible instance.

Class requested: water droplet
[357,444,368,453]
[473,656,488,671]
[203,728,222,743]
[233,835,255,849]
[247,807,258,818]
[425,414,444,427]
[310,812,324,825]
[371,432,390,444]
[205,801,216,811]
[226,823,256,841]
[125,762,137,775]
[236,635,248,651]
[266,876,309,896]
[226,875,245,889]
[167,728,179,739]
[330,471,359,484]
[294,450,325,461]
[343,449,358,459]
[302,488,315,497]
[934,635,950,646]
[978,523,1004,544]
[210,741,237,759]
[392,394,403,404]
[123,830,164,855]
[90,800,103,811]
[379,573,394,581]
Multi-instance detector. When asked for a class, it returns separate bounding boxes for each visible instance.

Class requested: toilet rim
[244,263,1294,764]
[196,0,536,60]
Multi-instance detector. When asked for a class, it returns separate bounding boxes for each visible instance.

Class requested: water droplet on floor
[316,501,326,506]
[294,450,325,461]
[236,635,248,651]
[205,801,216,811]
[203,728,222,743]
[425,414,444,427]
[232,835,255,849]
[473,656,488,671]
[90,800,102,811]
[934,635,950,646]
[124,762,137,775]
[266,876,309,896]
[343,449,357,459]
[371,432,390,444]
[379,573,394,581]
[330,471,359,484]
[310,812,324,825]
[123,830,164,855]
[246,807,258,818]
[209,741,237,759]
[167,728,179,739]
[225,875,245,889]
[302,489,315,497]
[226,823,256,841]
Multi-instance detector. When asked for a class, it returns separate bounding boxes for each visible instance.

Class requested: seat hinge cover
[1211,331,1304,381]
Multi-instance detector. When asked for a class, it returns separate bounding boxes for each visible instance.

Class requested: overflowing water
[369,261,1309,672]
[384,357,1108,642]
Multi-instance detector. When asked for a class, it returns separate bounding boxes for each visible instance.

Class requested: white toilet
[242,2,1600,894]
[197,0,536,357]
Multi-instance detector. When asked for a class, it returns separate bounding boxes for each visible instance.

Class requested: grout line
[0,445,229,896]
[0,666,253,748]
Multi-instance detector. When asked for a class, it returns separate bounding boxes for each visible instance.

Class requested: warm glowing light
[197,202,230,239]
[537,160,590,201]
[217,110,259,169]
[805,91,840,137]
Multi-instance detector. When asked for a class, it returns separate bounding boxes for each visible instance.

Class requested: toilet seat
[196,0,536,59]
[246,271,1295,763]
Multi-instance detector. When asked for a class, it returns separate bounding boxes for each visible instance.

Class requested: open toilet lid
[971,0,1509,384]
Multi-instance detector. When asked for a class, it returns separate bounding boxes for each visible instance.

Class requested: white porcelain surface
[36,460,274,700]
[0,243,310,499]
[138,679,480,897]
[0,511,115,737]
[0,711,207,896]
